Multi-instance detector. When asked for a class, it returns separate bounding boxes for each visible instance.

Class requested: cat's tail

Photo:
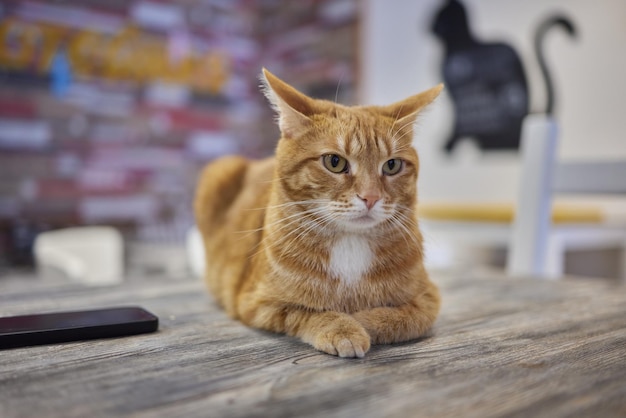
[194,156,249,236]
[534,15,577,115]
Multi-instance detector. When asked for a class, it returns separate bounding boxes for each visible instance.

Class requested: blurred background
[0,0,624,278]
[0,0,359,270]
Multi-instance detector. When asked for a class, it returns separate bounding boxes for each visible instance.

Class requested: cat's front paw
[312,320,370,358]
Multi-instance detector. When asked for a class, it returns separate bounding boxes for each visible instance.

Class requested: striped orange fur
[194,69,443,358]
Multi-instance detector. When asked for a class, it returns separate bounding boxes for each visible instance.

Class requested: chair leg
[545,235,565,279]
[620,237,626,283]
[507,115,558,278]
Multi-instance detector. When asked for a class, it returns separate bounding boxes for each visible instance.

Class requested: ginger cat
[194,69,442,358]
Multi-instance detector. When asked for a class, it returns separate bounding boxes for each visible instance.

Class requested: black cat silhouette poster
[431,0,575,153]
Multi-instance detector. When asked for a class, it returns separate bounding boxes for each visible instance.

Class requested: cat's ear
[260,68,318,138]
[383,84,444,135]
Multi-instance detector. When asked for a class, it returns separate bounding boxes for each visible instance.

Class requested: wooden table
[1,270,625,417]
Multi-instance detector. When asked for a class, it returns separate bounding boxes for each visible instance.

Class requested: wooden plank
[0,272,625,417]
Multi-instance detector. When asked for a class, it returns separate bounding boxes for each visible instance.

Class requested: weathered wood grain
[0,270,625,418]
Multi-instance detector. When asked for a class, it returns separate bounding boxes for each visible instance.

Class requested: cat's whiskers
[266,199,329,209]
[236,206,327,243]
[389,205,423,252]
[271,207,335,245]
[237,205,322,233]
[266,207,328,236]
[254,176,288,185]
[275,211,338,262]
[247,205,331,260]
[388,211,419,248]
[264,207,327,237]
[334,72,345,104]
[393,204,418,228]
[245,199,329,212]
[260,217,327,265]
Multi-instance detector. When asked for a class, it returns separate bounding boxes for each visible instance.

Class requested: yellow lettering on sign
[0,20,66,74]
[0,18,230,93]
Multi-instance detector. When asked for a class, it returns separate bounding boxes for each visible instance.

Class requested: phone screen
[0,307,158,349]
[0,308,156,333]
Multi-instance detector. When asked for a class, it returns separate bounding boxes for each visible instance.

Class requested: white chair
[34,226,124,285]
[420,113,626,279]
[186,226,206,278]
[508,114,626,279]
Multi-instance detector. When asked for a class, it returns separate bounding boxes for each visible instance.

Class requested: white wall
[361,0,626,204]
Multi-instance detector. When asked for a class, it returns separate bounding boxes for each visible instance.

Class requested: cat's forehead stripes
[333,111,395,158]
[335,133,392,160]
[382,136,393,156]
[349,133,366,156]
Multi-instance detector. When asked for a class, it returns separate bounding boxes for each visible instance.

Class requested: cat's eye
[322,154,349,174]
[382,159,403,176]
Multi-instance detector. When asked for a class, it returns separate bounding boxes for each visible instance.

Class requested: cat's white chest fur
[329,235,373,285]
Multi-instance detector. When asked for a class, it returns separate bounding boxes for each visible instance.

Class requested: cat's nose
[357,193,380,210]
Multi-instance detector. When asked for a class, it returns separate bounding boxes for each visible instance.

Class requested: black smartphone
[0,306,158,349]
